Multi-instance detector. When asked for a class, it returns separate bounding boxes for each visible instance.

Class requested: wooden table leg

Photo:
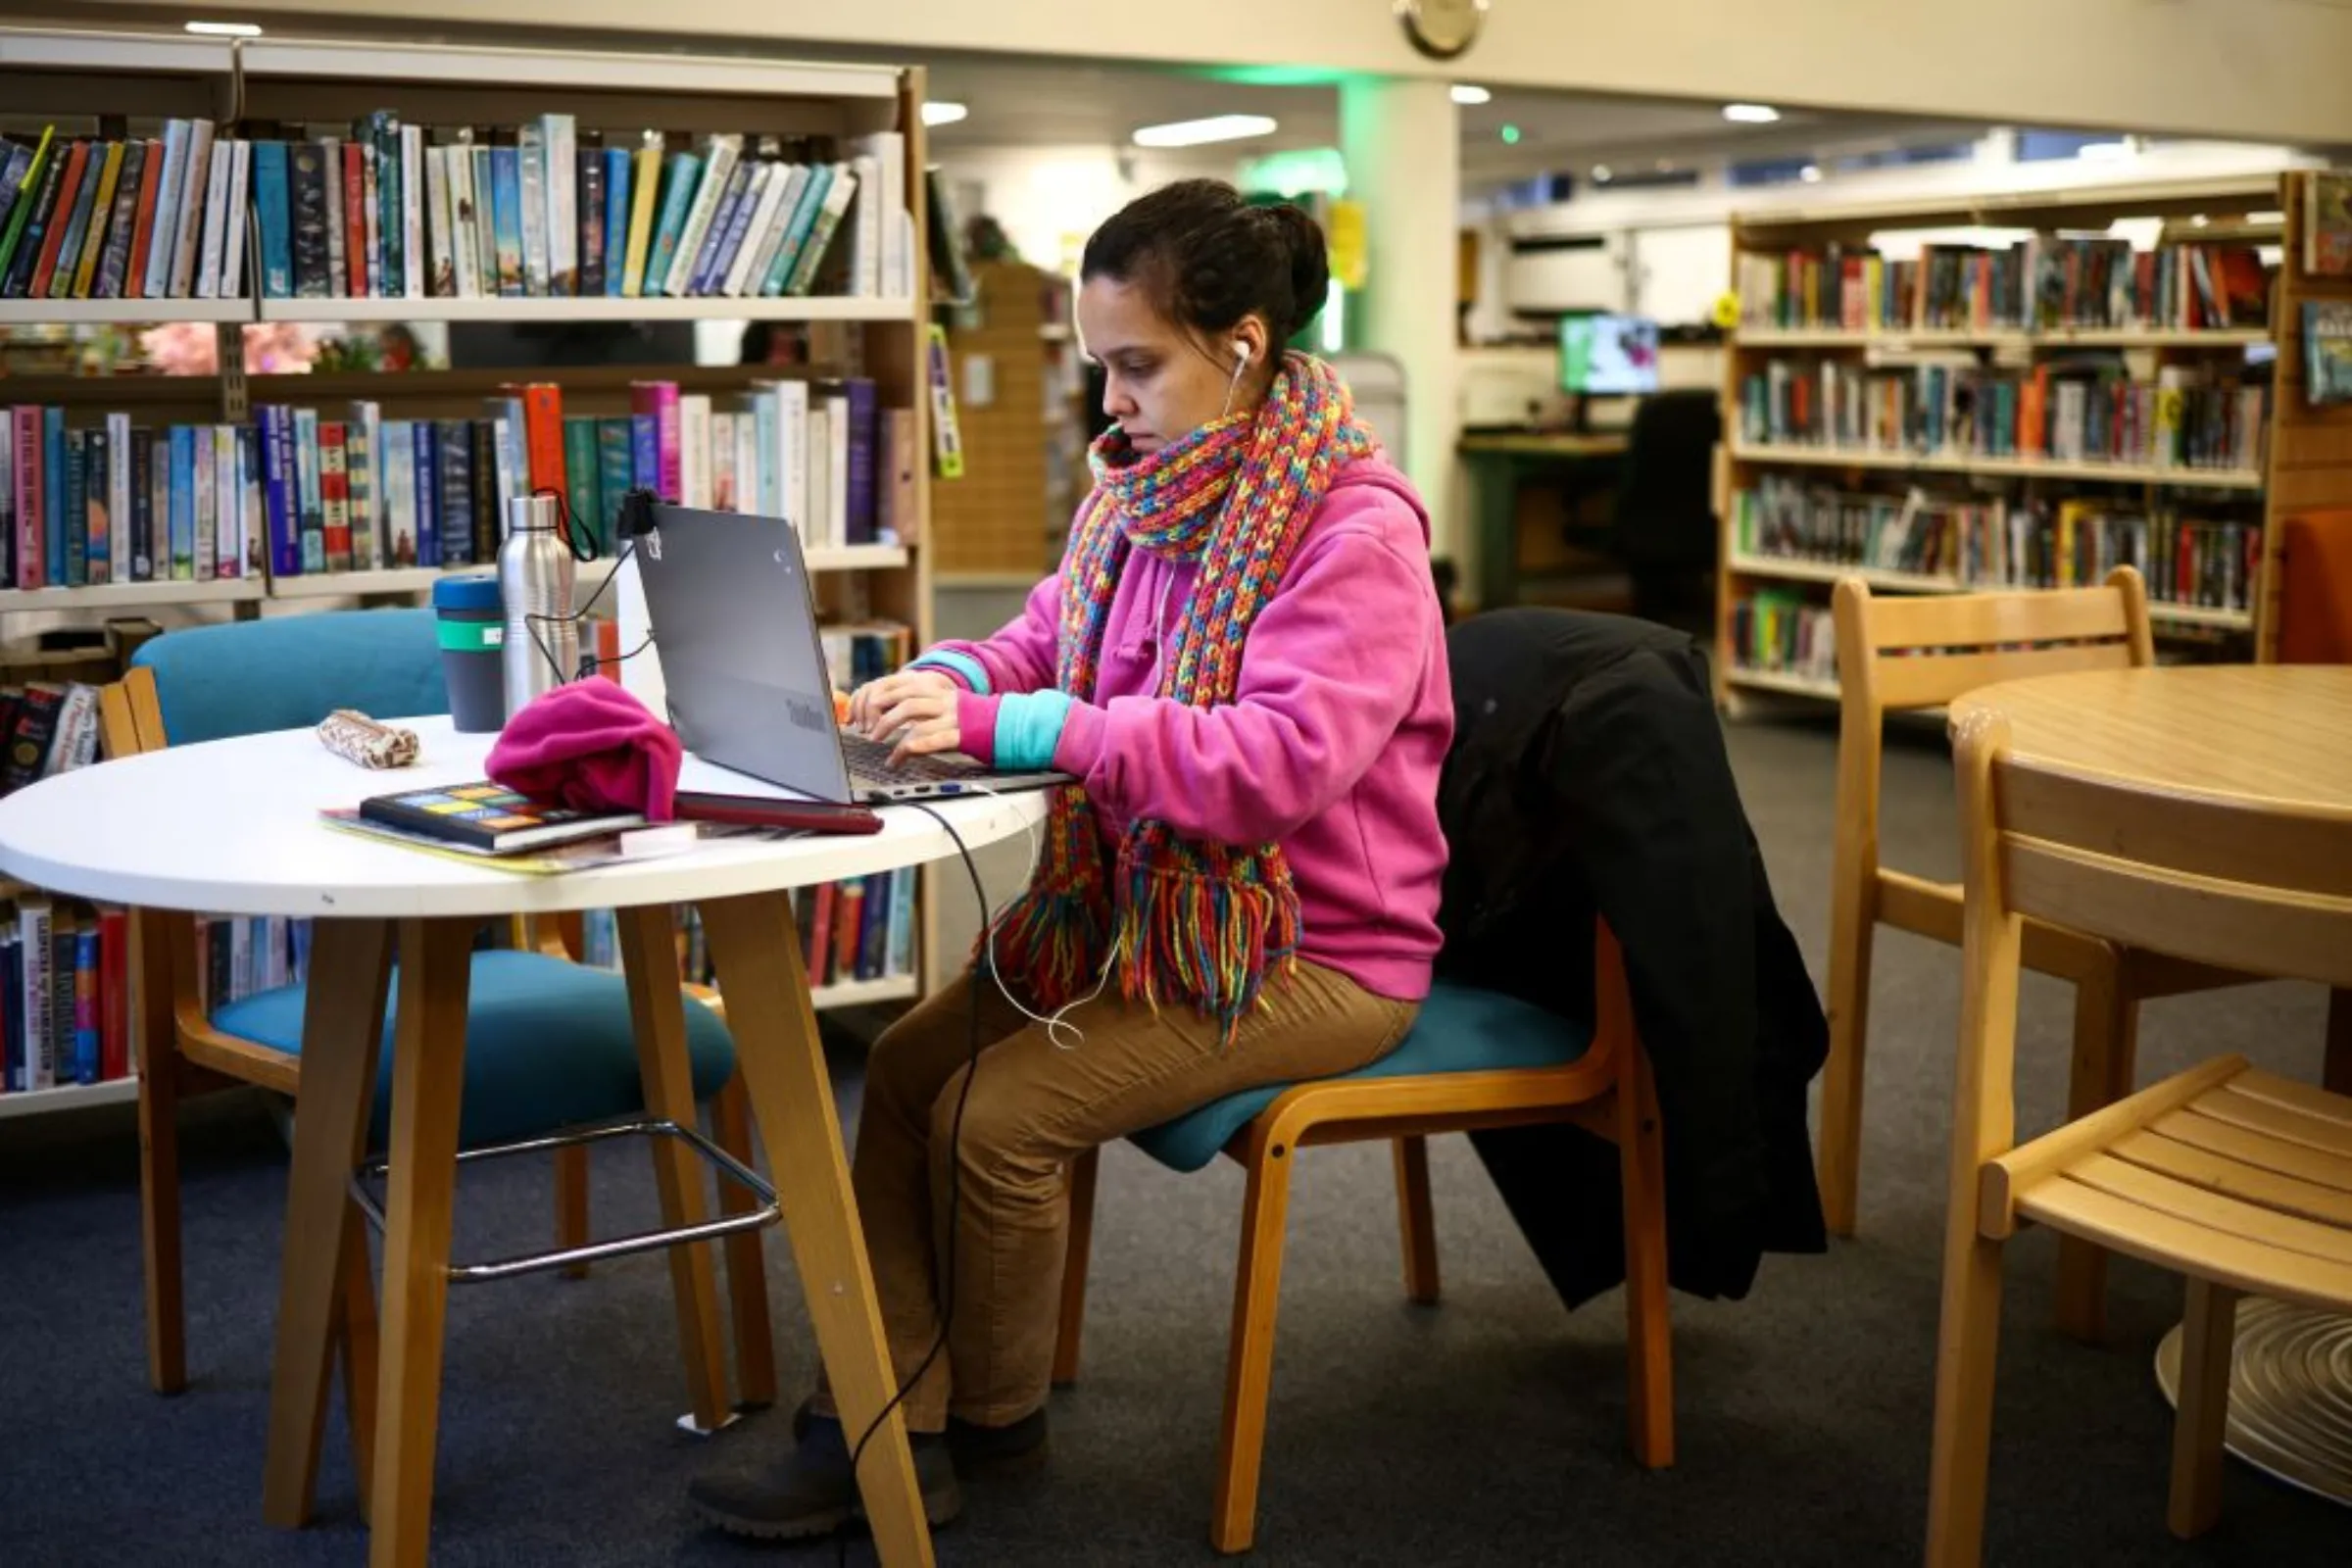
[2326,988,2352,1098]
[261,917,393,1529]
[366,917,475,1568]
[698,891,934,1568]
[615,902,732,1434]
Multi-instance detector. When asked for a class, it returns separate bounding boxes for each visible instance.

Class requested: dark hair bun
[1082,178,1329,348]
[1262,202,1330,337]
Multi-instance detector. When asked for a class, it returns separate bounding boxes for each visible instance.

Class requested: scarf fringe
[1109,843,1302,1043]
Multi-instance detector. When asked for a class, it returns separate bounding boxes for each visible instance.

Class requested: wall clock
[1396,0,1489,61]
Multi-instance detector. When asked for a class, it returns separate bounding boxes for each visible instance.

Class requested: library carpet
[0,717,2343,1567]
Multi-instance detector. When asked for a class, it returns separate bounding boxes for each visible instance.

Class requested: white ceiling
[918,56,1968,184]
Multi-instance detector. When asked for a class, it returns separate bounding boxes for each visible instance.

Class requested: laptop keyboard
[840,728,972,784]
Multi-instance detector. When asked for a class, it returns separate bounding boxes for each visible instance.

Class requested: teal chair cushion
[132,608,446,746]
[210,950,735,1151]
[1128,981,1593,1174]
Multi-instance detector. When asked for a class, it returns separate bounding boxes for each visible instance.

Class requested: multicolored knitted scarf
[985,350,1375,1037]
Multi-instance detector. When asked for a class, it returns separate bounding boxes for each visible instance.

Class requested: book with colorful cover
[355,781,644,855]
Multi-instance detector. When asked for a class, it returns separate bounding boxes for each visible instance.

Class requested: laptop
[631,502,1071,805]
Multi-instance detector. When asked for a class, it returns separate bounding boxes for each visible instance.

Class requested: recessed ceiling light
[184,20,263,35]
[1132,114,1278,148]
[2077,140,2132,163]
[1800,164,1823,183]
[921,101,968,128]
[1450,84,1491,106]
[1592,165,1612,182]
[1723,103,1781,123]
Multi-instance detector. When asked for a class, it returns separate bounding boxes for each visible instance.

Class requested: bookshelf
[931,260,1081,582]
[1713,173,2352,710]
[0,25,941,1119]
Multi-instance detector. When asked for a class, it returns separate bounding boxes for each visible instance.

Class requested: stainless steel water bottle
[499,492,576,719]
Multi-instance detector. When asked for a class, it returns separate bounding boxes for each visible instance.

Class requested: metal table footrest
[348,1115,779,1284]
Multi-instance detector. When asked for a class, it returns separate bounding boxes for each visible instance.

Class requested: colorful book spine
[435,417,473,565]
[252,140,292,298]
[640,150,701,297]
[127,423,154,581]
[629,380,682,502]
[412,419,440,567]
[82,423,110,583]
[60,428,85,585]
[601,146,630,299]
[576,145,606,298]
[563,416,602,552]
[318,420,351,570]
[489,144,524,297]
[292,407,324,572]
[595,416,634,553]
[165,424,194,579]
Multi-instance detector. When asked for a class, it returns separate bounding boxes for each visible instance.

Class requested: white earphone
[1221,337,1251,416]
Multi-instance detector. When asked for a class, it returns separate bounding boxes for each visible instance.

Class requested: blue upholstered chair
[100,609,776,1436]
[1050,923,1671,1555]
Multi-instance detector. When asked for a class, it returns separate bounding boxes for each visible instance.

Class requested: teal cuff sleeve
[995,689,1075,772]
[910,649,990,695]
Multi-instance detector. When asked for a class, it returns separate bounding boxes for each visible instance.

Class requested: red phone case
[673,791,884,835]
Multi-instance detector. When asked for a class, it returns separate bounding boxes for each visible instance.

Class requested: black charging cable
[835,800,988,1566]
[515,484,659,686]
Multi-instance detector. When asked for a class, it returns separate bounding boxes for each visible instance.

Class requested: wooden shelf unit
[0,28,942,1119]
[1713,174,2352,711]
[931,260,1083,582]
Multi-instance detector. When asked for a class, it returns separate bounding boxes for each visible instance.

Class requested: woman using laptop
[690,177,1452,1542]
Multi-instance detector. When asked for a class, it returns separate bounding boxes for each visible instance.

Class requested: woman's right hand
[847,667,958,739]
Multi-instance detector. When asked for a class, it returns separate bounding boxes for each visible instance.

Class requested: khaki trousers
[812,957,1416,1431]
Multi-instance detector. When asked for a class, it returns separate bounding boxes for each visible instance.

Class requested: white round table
[0,716,1044,1568]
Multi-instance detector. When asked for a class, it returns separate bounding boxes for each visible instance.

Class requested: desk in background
[1456,429,1631,613]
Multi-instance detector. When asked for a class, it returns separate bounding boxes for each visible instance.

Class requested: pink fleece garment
[938,455,1450,1003]
[486,675,684,822]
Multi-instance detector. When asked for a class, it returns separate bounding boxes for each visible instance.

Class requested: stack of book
[1738,358,2270,472]
[0,122,253,302]
[246,114,908,302]
[1737,235,2274,335]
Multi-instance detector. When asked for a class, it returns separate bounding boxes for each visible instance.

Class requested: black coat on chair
[1435,607,1829,1306]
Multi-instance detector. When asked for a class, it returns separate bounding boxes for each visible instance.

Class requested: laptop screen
[631,504,856,803]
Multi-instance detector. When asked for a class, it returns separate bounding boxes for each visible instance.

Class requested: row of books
[0,373,915,590]
[1729,593,1838,689]
[1,899,128,1093]
[1732,476,2264,611]
[1738,360,2269,473]
[575,869,917,992]
[255,119,907,302]
[0,115,913,305]
[1737,238,2271,335]
[613,379,917,553]
[0,123,249,303]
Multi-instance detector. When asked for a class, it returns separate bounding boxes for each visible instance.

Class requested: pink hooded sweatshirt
[925,455,1451,1003]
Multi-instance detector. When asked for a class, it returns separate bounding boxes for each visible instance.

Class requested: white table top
[0,716,1049,919]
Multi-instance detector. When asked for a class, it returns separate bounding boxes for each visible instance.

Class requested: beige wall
[70,0,2352,144]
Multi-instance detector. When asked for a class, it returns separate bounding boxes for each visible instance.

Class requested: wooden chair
[1926,706,2352,1565]
[98,617,776,1514]
[1053,921,1670,1555]
[1817,565,2250,1338]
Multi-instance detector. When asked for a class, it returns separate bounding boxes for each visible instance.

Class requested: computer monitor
[1559,313,1661,396]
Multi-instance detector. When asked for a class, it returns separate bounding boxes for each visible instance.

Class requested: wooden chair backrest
[1830,566,2157,896]
[1960,709,2352,993]
[1835,565,2155,715]
[97,665,169,760]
